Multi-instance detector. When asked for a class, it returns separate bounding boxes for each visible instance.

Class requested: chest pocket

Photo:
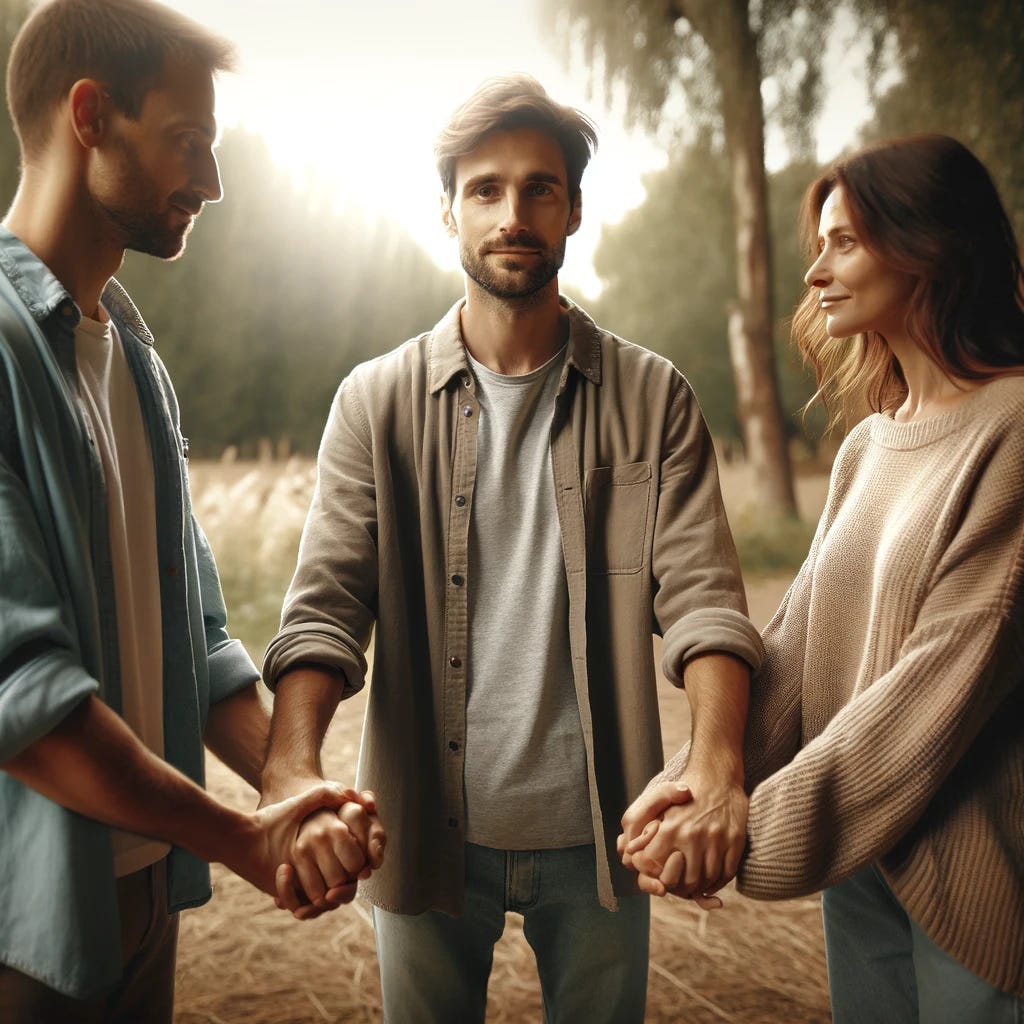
[584,461,652,574]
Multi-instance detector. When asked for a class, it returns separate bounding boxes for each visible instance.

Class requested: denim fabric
[0,228,258,998]
[823,864,1024,1023]
[0,859,179,1023]
[372,843,649,1024]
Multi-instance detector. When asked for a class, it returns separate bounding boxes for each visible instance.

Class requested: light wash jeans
[823,864,1023,1023]
[373,843,649,1024]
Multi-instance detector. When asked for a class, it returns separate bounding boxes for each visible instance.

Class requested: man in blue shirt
[0,2,384,1020]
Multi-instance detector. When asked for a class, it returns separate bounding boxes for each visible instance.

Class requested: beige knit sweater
[738,376,1024,996]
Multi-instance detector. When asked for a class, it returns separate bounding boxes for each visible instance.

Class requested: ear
[440,193,458,238]
[567,190,582,236]
[68,79,108,148]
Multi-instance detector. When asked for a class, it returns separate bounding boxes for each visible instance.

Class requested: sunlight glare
[163,0,666,298]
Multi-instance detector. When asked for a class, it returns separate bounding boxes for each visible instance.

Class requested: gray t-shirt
[463,346,592,848]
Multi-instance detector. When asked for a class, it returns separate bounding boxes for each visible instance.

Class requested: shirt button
[166,565,179,576]
[448,740,460,752]
[451,573,464,587]
[449,655,462,668]
[454,495,466,508]
[462,405,473,417]
[448,818,459,828]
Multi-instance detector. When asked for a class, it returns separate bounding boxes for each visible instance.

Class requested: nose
[195,147,224,205]
[498,190,527,235]
[804,250,832,289]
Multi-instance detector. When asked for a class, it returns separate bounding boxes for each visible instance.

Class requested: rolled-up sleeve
[0,458,99,761]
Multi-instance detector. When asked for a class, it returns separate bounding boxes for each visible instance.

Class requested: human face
[442,127,581,302]
[89,58,222,260]
[804,186,915,342]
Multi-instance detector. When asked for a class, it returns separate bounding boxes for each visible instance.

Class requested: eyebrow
[817,223,855,242]
[461,170,565,193]
[168,116,218,142]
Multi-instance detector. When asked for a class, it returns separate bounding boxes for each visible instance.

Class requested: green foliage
[0,0,32,210]
[587,138,820,444]
[0,2,460,456]
[543,0,835,162]
[852,0,1024,241]
[117,129,461,455]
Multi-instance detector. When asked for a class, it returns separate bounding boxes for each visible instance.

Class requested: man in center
[261,75,762,1022]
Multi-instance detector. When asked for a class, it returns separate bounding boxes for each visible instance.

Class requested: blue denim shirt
[0,228,259,998]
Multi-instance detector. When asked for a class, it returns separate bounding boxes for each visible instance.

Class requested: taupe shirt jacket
[264,298,763,913]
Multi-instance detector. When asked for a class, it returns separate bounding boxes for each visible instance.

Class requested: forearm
[262,665,347,800]
[643,652,747,788]
[682,651,749,784]
[620,653,751,897]
[3,694,252,865]
[205,682,271,791]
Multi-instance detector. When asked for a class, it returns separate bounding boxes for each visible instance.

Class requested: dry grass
[175,458,832,1024]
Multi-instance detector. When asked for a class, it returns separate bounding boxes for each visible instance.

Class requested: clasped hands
[617,770,748,911]
[236,779,386,921]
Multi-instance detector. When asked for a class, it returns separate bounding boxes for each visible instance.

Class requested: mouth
[171,201,202,219]
[488,248,540,257]
[820,296,849,309]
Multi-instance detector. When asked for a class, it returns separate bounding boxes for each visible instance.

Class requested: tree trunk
[678,0,798,518]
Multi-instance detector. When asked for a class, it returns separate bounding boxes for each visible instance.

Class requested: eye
[179,131,206,156]
[527,182,553,196]
[473,183,498,199]
[837,234,856,248]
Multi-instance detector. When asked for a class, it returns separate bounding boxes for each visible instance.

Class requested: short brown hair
[7,0,236,157]
[792,134,1024,427]
[435,74,598,204]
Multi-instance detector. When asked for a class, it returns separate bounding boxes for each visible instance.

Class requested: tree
[545,0,834,517]
[116,127,461,456]
[852,0,1024,240]
[588,135,819,447]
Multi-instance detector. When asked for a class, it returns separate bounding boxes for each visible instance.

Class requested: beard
[459,230,566,301]
[91,136,199,260]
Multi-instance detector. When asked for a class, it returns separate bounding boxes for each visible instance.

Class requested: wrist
[176,795,255,867]
[260,765,324,805]
[683,747,744,788]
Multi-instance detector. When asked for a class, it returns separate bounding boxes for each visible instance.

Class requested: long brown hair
[792,134,1024,426]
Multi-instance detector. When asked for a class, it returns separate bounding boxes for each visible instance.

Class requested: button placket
[442,376,478,849]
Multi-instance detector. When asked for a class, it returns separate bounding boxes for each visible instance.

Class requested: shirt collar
[0,227,154,345]
[0,226,75,323]
[427,294,603,394]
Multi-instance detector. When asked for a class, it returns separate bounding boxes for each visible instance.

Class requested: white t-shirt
[74,312,169,876]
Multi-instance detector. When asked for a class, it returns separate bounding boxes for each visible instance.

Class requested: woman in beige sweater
[621,135,1024,1022]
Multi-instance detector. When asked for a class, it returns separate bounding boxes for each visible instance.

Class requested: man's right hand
[259,780,386,920]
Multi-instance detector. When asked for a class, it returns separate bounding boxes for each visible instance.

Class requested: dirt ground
[173,465,832,1024]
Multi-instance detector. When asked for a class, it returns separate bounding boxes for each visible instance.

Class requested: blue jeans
[372,843,649,1024]
[823,864,1023,1023]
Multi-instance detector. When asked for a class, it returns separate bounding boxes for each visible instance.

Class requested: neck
[4,167,124,319]
[459,278,567,375]
[886,332,982,422]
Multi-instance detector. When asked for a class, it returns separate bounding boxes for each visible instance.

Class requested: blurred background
[2,0,1019,471]
[0,1,1020,1020]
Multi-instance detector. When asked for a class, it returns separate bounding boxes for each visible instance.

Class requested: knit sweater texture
[738,375,1024,996]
